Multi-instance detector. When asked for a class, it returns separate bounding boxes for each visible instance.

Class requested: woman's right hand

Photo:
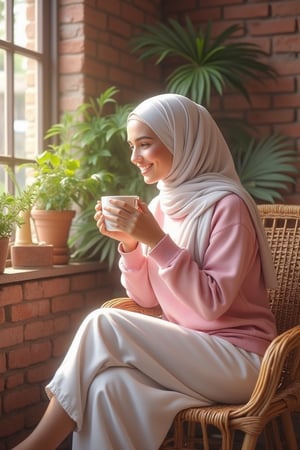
[94,200,138,252]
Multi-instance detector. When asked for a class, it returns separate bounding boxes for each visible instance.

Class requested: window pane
[0,165,5,191]
[14,53,38,159]
[0,0,5,40]
[0,48,4,156]
[14,0,36,51]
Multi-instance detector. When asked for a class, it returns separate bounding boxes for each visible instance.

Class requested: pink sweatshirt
[119,194,277,356]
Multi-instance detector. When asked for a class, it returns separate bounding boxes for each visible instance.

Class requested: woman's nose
[131,148,142,164]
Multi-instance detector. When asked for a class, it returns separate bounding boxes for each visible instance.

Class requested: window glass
[14,0,36,50]
[14,53,38,159]
[0,0,55,193]
[0,1,5,40]
[0,48,4,156]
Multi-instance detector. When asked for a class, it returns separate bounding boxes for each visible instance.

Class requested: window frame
[0,0,58,193]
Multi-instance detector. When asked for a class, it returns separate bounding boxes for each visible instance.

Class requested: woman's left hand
[94,199,165,251]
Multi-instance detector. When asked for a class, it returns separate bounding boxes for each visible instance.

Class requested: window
[0,0,57,192]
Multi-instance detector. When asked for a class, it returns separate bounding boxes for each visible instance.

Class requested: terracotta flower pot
[0,237,9,273]
[31,209,75,265]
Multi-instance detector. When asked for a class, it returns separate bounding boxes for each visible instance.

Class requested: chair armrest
[232,324,300,418]
[101,297,163,318]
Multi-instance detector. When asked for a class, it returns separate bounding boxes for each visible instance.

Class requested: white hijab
[128,94,277,288]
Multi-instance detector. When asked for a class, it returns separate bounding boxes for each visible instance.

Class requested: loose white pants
[46,308,261,450]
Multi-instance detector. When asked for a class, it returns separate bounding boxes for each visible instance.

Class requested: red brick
[53,334,72,357]
[71,273,96,291]
[24,402,47,427]
[51,293,84,313]
[11,299,50,322]
[224,4,269,20]
[5,372,24,389]
[23,278,70,301]
[3,385,41,413]
[0,307,5,324]
[8,347,31,369]
[60,73,84,91]
[0,285,23,307]
[161,0,197,11]
[274,93,300,108]
[0,412,24,437]
[276,123,300,138]
[60,22,84,40]
[248,18,296,36]
[191,8,223,23]
[24,319,54,341]
[192,0,242,5]
[108,16,131,38]
[84,38,97,57]
[27,360,58,383]
[0,327,23,349]
[223,94,271,111]
[60,4,85,23]
[60,94,85,112]
[53,315,71,334]
[59,38,85,54]
[247,109,295,125]
[121,3,145,24]
[248,77,295,94]
[274,35,300,53]
[273,58,300,76]
[8,341,52,369]
[97,43,119,64]
[84,56,107,77]
[272,1,300,17]
[85,6,107,29]
[59,53,84,73]
[0,352,6,373]
[95,0,121,15]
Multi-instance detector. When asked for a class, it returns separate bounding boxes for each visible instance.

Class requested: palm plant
[131,18,277,106]
[131,18,299,202]
[230,134,298,203]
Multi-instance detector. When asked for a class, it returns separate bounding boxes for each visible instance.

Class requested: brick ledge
[0,261,107,284]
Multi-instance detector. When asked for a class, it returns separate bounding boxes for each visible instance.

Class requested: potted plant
[0,186,35,273]
[44,87,156,269]
[24,141,99,264]
[131,18,299,203]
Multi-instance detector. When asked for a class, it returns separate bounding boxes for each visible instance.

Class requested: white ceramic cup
[101,195,139,231]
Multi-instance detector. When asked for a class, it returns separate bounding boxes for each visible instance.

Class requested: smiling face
[127,119,173,184]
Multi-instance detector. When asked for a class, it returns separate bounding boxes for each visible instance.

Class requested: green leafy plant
[231,134,299,203]
[132,18,277,106]
[28,150,98,211]
[0,186,36,238]
[44,87,156,268]
[131,18,299,202]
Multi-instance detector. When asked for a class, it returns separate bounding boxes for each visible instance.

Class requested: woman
[13,94,277,450]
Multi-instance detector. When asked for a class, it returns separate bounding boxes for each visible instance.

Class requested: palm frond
[131,17,277,106]
[231,134,299,203]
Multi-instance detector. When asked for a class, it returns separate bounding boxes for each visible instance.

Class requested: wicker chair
[101,204,300,450]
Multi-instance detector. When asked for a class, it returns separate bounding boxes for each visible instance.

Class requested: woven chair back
[258,204,300,389]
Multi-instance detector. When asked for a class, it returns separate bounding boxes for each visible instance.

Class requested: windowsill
[0,261,107,284]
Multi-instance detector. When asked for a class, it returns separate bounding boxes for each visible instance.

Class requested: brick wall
[58,0,300,202]
[162,0,300,203]
[58,0,162,112]
[0,264,125,449]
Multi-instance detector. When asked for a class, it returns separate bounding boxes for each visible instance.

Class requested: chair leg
[280,412,298,450]
[240,433,259,450]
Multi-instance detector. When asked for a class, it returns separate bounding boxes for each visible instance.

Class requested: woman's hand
[94,199,165,252]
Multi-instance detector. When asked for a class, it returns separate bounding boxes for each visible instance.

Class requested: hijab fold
[128,94,277,288]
